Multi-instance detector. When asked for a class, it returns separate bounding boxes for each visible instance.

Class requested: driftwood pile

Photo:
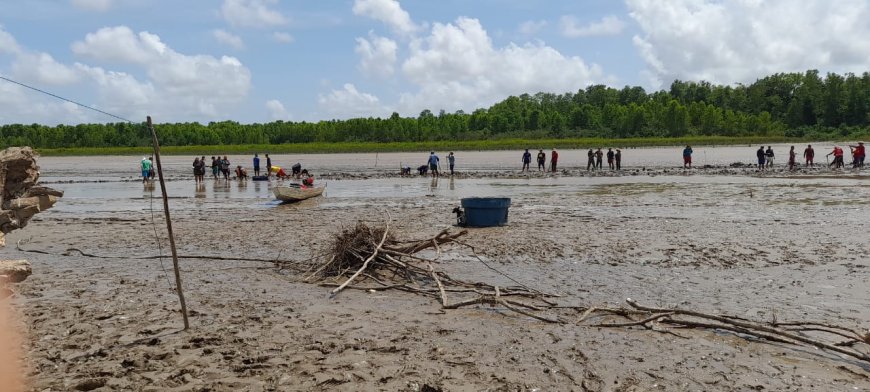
[309,221,870,365]
[305,221,559,322]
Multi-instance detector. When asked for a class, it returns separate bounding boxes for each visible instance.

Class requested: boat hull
[272,185,325,202]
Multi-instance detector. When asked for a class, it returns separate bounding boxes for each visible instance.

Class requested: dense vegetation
[3,70,869,151]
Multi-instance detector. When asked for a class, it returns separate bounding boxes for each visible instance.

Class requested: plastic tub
[460,197,511,227]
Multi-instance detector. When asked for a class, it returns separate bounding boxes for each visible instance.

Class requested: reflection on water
[41,171,870,219]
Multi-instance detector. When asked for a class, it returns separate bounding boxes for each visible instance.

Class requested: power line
[0,75,136,123]
[0,74,172,289]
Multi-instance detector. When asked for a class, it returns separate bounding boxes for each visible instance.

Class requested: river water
[33,143,869,220]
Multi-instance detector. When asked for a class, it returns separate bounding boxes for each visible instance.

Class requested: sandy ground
[4,168,870,391]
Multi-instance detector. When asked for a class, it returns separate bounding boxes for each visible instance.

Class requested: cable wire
[0,75,137,123]
[0,74,173,288]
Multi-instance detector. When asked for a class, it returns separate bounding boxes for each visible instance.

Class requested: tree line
[2,70,869,149]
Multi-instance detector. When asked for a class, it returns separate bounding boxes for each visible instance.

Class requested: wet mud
[5,151,870,391]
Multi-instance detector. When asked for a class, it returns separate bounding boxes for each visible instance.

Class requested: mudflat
[7,150,870,391]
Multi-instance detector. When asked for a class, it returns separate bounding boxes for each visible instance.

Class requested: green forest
[3,70,870,150]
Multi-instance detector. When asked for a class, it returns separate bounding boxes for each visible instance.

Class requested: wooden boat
[272,183,325,202]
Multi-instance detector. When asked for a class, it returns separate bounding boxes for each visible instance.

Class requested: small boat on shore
[272,183,325,202]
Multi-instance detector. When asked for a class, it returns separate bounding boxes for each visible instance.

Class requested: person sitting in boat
[291,162,302,177]
[235,165,248,180]
[300,169,314,187]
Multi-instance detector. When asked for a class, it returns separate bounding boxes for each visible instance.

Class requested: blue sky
[1,0,869,125]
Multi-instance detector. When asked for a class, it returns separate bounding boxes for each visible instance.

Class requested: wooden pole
[147,116,190,330]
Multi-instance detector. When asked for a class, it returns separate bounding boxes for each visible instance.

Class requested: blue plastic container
[461,197,511,227]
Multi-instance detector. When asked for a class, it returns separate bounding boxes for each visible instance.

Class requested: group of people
[585,148,622,171]
[752,143,865,171]
[522,149,560,172]
[183,153,314,185]
[403,151,456,177]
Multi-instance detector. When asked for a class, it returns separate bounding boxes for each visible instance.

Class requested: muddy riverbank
[4,151,870,390]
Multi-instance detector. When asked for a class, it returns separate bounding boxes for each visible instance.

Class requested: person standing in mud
[756,146,766,171]
[192,157,205,183]
[595,148,604,169]
[550,149,559,172]
[521,149,532,172]
[615,149,622,170]
[586,149,595,171]
[536,149,546,171]
[682,145,693,169]
[220,156,231,180]
[447,152,456,175]
[788,146,796,171]
[606,148,615,170]
[803,145,815,167]
[253,154,261,176]
[211,156,219,179]
[849,142,865,168]
[828,146,844,169]
[765,146,775,168]
[140,156,152,183]
[265,154,272,177]
[428,151,440,177]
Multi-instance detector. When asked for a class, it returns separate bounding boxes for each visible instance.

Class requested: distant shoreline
[32,135,842,156]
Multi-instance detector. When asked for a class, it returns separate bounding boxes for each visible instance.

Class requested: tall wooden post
[147,116,190,330]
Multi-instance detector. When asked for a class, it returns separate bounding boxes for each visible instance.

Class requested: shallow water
[37,142,853,179]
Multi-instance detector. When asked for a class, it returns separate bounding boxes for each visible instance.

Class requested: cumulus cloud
[265,99,291,120]
[352,0,420,36]
[519,20,548,35]
[355,33,397,78]
[318,83,388,119]
[0,25,251,123]
[71,0,113,12]
[213,29,245,50]
[272,31,294,43]
[627,0,870,85]
[560,15,625,38]
[397,17,603,115]
[0,26,22,55]
[11,52,81,85]
[220,0,287,28]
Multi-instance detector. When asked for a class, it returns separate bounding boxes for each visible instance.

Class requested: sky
[1,0,870,125]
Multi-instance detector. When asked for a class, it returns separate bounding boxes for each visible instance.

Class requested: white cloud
[318,83,388,119]
[0,25,22,55]
[71,26,161,64]
[272,31,294,43]
[627,0,870,85]
[11,52,81,85]
[519,20,548,35]
[0,25,253,123]
[352,0,420,36]
[560,15,625,38]
[71,0,113,12]
[397,17,603,115]
[355,33,397,78]
[213,29,245,50]
[220,0,288,28]
[265,99,291,120]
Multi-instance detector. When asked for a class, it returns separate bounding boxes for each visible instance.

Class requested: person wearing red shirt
[849,142,865,168]
[550,149,559,172]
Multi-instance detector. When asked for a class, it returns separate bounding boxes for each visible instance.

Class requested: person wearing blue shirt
[253,154,261,176]
[428,152,440,177]
[521,149,532,172]
[683,145,693,169]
